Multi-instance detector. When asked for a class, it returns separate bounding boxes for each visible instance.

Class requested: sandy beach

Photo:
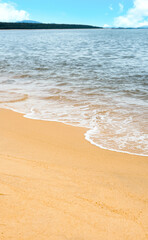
[0,108,148,240]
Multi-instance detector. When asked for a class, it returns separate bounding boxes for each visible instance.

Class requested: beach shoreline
[0,108,148,239]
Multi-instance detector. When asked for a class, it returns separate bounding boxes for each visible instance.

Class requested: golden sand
[0,108,148,240]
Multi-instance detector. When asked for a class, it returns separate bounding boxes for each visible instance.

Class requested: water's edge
[2,106,147,157]
[1,30,147,157]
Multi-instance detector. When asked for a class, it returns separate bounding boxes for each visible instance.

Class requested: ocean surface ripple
[0,29,148,155]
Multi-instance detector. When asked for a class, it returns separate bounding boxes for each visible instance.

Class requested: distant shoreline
[0,22,102,30]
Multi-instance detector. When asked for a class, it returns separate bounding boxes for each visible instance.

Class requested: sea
[0,29,148,156]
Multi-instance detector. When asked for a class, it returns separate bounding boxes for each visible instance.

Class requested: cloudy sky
[0,0,148,27]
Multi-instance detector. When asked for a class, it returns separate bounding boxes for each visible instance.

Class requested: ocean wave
[0,91,28,103]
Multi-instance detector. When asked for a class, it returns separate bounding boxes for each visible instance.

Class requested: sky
[0,0,148,27]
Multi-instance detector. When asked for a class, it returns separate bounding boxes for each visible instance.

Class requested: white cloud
[0,1,29,22]
[119,3,124,12]
[114,0,148,27]
[103,24,110,28]
[109,5,113,11]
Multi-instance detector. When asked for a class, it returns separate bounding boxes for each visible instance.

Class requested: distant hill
[111,27,136,29]
[16,20,41,24]
[0,22,102,30]
[137,26,148,29]
[111,26,148,29]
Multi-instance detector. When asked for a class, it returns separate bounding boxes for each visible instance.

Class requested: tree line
[0,22,102,29]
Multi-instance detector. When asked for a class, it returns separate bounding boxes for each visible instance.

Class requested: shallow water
[0,29,148,155]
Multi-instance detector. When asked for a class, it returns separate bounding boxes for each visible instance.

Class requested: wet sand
[0,108,148,240]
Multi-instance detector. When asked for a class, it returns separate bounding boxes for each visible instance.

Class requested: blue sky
[0,0,148,27]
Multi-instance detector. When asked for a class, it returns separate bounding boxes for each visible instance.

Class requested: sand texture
[0,109,148,240]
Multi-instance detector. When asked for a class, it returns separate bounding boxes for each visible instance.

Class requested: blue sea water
[0,29,148,155]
